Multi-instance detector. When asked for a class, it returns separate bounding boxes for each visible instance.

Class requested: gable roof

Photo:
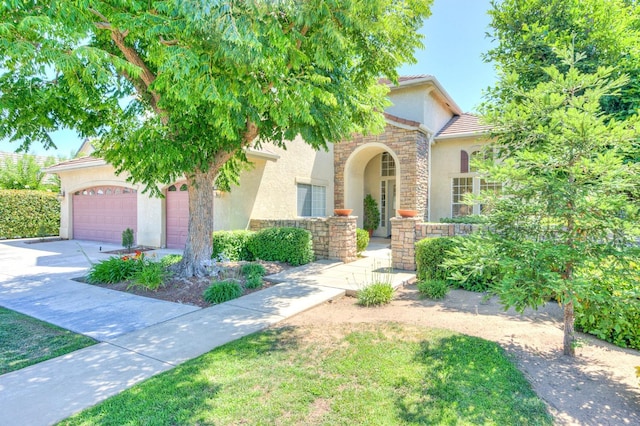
[380,74,463,116]
[42,156,106,173]
[435,113,491,140]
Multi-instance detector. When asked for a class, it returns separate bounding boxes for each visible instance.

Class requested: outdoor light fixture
[56,190,65,201]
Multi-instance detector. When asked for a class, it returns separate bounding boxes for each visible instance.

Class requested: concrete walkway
[0,238,414,426]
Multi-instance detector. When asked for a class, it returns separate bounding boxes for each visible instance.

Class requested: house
[45,75,490,248]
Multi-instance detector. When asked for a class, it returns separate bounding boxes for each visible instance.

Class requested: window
[451,177,502,217]
[297,184,326,217]
[381,152,396,177]
[452,177,473,217]
[380,181,387,226]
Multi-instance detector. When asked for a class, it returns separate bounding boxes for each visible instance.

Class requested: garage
[72,186,138,244]
[166,182,189,249]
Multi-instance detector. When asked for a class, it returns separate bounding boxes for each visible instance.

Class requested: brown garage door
[166,182,189,249]
[73,186,137,244]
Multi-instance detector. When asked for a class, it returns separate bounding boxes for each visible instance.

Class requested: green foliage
[356,228,370,255]
[130,261,167,291]
[0,190,59,239]
[0,154,59,190]
[159,254,183,267]
[417,279,450,300]
[485,0,640,121]
[121,228,134,253]
[212,230,254,261]
[439,215,488,224]
[363,194,380,232]
[248,227,314,266]
[203,280,243,305]
[474,48,640,355]
[415,237,458,281]
[575,257,640,350]
[357,282,394,307]
[244,275,263,290]
[241,263,266,278]
[86,256,142,284]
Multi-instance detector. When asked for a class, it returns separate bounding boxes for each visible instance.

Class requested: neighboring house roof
[435,113,491,140]
[0,151,57,167]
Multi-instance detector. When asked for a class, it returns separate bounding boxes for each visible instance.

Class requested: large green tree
[0,0,431,276]
[485,0,640,121]
[459,50,640,356]
[0,154,59,190]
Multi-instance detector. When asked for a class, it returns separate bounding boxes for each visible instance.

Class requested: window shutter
[460,150,469,173]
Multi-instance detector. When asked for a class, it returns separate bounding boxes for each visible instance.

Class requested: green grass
[0,307,96,375]
[60,323,552,425]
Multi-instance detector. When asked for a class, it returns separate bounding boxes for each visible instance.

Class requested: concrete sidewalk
[0,238,414,426]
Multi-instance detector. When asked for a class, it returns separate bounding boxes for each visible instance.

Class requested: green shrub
[357,283,394,307]
[244,275,263,290]
[575,258,640,350]
[356,228,369,255]
[439,215,488,224]
[415,237,458,281]
[0,190,59,239]
[241,262,266,278]
[248,227,314,266]
[86,256,142,284]
[122,228,134,252]
[130,262,167,291]
[417,279,449,300]
[212,230,255,261]
[160,254,183,267]
[203,280,243,304]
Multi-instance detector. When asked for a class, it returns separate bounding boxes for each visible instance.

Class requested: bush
[248,227,314,266]
[160,254,182,267]
[575,258,640,350]
[130,262,167,291]
[417,279,449,299]
[415,237,459,281]
[356,228,369,255]
[212,230,255,261]
[439,215,488,224]
[203,280,243,304]
[241,262,266,278]
[86,256,143,284]
[0,190,59,239]
[122,228,134,252]
[245,275,263,290]
[357,283,394,307]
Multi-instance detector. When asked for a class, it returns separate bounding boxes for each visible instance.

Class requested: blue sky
[1,0,496,158]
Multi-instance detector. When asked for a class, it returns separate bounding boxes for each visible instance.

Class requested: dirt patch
[282,286,640,426]
[89,260,290,308]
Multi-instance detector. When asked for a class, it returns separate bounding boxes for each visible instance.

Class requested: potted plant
[363,194,380,237]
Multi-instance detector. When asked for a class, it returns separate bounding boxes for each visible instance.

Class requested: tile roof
[378,74,434,86]
[436,113,491,138]
[43,156,106,172]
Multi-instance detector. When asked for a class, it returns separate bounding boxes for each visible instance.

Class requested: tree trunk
[563,301,576,356]
[179,168,217,277]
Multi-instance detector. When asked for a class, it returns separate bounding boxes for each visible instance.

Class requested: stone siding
[334,123,429,219]
[391,219,479,270]
[249,217,357,263]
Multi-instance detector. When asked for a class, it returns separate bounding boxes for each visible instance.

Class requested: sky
[0,0,496,158]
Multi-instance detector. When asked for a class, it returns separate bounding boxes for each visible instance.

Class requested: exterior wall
[430,136,489,221]
[424,92,456,136]
[249,216,357,262]
[386,86,426,124]
[391,218,478,271]
[335,124,428,231]
[217,137,334,230]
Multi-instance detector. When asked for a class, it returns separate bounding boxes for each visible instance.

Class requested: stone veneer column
[391,217,419,270]
[328,216,357,263]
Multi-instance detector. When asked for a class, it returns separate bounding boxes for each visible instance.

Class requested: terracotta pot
[397,209,418,218]
[334,208,353,217]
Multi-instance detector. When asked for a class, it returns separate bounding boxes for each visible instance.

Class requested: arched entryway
[343,143,400,237]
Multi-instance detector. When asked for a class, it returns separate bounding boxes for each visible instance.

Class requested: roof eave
[43,158,107,173]
[388,76,463,116]
[434,130,490,142]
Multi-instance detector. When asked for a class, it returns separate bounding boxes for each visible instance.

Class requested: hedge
[248,227,314,266]
[212,230,255,261]
[0,190,59,239]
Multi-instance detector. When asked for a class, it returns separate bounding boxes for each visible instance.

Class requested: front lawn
[60,323,552,425]
[0,307,96,375]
